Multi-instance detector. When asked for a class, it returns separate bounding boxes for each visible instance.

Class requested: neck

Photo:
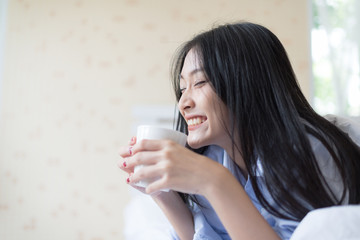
[221,142,248,178]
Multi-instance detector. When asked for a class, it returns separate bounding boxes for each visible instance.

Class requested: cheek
[209,112,223,131]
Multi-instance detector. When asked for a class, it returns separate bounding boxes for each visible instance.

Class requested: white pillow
[290,205,360,240]
[324,114,360,146]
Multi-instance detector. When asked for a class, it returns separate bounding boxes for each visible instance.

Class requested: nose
[178,89,195,111]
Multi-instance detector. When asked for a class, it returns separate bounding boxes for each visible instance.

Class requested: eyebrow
[179,68,204,79]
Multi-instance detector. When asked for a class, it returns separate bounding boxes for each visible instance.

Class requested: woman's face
[178,49,230,149]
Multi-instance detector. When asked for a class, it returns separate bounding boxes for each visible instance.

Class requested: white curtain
[312,0,360,116]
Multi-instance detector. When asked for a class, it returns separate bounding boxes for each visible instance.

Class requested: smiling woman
[118,21,360,240]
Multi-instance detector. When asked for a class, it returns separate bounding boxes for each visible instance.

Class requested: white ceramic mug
[133,125,187,191]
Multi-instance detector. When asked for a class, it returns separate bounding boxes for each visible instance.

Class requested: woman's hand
[118,137,148,194]
[118,137,196,239]
[119,138,223,195]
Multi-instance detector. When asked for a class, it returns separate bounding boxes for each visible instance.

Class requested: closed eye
[194,80,208,87]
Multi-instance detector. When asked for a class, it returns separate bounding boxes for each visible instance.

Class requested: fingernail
[126,177,130,183]
[129,147,133,155]
[123,161,127,167]
[129,137,135,144]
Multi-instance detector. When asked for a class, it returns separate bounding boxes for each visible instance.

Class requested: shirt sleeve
[168,203,224,240]
[190,203,223,240]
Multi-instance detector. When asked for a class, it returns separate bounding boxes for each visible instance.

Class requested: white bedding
[123,189,173,240]
[290,205,360,240]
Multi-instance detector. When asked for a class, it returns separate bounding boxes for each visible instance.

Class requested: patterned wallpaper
[0,0,310,239]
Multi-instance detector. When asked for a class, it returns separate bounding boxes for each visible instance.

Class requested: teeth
[187,117,205,126]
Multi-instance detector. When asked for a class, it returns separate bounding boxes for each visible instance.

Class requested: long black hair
[171,21,360,221]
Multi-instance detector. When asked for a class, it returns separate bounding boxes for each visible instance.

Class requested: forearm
[152,191,194,240]
[203,167,281,240]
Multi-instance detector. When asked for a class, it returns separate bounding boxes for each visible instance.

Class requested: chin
[187,136,210,149]
[187,142,203,149]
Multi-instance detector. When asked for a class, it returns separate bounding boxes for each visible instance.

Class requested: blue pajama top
[171,135,345,240]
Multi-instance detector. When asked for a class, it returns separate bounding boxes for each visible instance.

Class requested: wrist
[151,190,177,202]
[151,190,195,239]
[201,162,234,198]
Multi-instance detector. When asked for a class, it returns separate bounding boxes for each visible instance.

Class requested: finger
[118,136,137,158]
[129,163,165,184]
[125,151,160,170]
[125,173,146,193]
[118,145,135,158]
[128,136,137,145]
[146,177,171,194]
[117,158,134,174]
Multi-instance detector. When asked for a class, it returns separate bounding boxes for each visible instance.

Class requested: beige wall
[0,0,310,239]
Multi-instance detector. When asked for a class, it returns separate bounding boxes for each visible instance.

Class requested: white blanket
[290,205,360,240]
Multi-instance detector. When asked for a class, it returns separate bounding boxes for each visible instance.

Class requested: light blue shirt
[189,145,299,240]
[171,136,345,240]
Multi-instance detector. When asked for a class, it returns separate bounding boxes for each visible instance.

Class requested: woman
[119,22,360,240]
